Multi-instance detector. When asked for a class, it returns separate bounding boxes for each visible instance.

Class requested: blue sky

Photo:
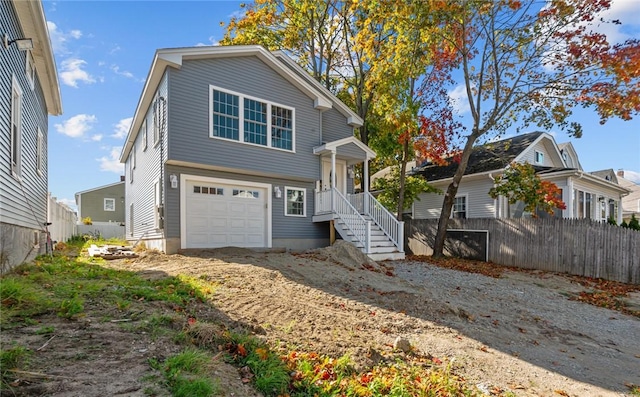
[44,0,640,210]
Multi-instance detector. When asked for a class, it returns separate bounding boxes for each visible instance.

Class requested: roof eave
[13,0,62,115]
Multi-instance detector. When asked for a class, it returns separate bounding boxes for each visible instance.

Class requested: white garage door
[185,180,267,248]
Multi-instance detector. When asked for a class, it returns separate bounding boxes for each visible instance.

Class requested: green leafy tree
[373,167,440,215]
[629,214,640,231]
[488,162,566,217]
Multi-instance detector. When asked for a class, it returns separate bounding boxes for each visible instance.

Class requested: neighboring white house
[411,132,629,223]
[616,170,640,223]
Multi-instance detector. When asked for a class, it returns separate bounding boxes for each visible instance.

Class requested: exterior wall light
[274,186,282,198]
[2,34,34,51]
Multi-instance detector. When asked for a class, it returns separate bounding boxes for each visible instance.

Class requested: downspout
[489,173,498,218]
[158,96,166,231]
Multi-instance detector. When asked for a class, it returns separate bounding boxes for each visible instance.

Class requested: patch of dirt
[3,241,639,396]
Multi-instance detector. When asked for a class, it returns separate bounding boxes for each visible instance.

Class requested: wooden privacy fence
[405,218,640,284]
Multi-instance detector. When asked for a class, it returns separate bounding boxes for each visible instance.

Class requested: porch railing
[349,192,404,252]
[316,189,371,253]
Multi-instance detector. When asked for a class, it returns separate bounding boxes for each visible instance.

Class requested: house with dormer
[411,132,629,223]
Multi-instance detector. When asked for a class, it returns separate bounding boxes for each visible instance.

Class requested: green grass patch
[151,348,220,397]
[0,345,31,390]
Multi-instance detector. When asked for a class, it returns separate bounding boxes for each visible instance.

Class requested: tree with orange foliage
[429,0,639,257]
[488,162,566,217]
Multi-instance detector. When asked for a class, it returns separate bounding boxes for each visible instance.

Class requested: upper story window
[534,150,544,165]
[104,198,116,211]
[142,119,148,151]
[129,146,135,183]
[210,86,294,152]
[37,128,43,175]
[11,76,23,177]
[452,195,467,219]
[26,51,35,90]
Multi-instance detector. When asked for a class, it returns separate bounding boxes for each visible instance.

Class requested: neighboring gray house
[616,170,640,223]
[75,179,125,224]
[119,45,403,260]
[411,132,629,223]
[1,0,62,271]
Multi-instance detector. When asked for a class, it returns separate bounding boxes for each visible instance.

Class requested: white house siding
[414,177,496,219]
[519,139,561,167]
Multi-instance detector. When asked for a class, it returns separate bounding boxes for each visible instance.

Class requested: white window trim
[37,127,43,176]
[129,146,135,183]
[142,119,148,151]
[284,186,306,217]
[26,51,35,90]
[11,75,23,178]
[534,150,544,165]
[209,85,296,153]
[104,198,116,211]
[153,96,162,147]
[451,194,468,219]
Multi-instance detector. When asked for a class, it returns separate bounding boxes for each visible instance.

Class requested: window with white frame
[285,187,306,216]
[452,196,467,219]
[11,76,23,176]
[129,146,135,183]
[210,86,294,151]
[142,119,148,150]
[534,151,544,165]
[26,51,35,89]
[104,198,116,211]
[152,97,160,146]
[37,128,43,175]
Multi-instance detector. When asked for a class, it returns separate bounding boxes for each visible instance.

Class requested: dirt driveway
[108,242,640,397]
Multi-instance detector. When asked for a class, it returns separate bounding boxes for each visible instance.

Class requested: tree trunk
[432,133,479,258]
[396,139,410,221]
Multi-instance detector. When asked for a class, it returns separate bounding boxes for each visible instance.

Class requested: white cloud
[623,170,640,184]
[98,147,125,174]
[196,36,220,47]
[594,0,640,44]
[55,114,97,138]
[448,84,471,115]
[111,65,134,79]
[60,58,96,88]
[112,118,133,140]
[91,134,103,142]
[46,21,82,55]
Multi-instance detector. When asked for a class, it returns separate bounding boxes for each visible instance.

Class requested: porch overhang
[313,136,376,164]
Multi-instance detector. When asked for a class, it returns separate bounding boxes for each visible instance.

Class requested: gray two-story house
[119,45,403,260]
[1,0,62,271]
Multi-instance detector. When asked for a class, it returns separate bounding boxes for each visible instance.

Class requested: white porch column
[331,150,337,189]
[363,158,369,193]
[618,198,623,225]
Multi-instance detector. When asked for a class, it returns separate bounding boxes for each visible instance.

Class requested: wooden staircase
[314,189,405,261]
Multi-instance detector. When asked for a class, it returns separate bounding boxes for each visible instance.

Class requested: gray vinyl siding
[78,184,125,223]
[166,56,323,181]
[164,164,328,241]
[322,107,354,143]
[0,0,49,231]
[413,178,496,219]
[125,74,168,240]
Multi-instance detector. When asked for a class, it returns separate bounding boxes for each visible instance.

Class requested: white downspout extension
[363,155,370,215]
[567,177,574,219]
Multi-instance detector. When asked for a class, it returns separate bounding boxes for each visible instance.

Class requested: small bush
[82,217,93,225]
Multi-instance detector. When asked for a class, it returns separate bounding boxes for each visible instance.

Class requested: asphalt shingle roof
[412,131,545,181]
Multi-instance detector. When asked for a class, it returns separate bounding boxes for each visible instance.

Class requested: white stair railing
[332,189,371,253]
[349,192,404,253]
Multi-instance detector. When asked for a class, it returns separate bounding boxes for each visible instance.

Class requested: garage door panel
[186,180,267,248]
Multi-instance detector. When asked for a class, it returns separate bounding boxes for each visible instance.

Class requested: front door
[321,158,346,194]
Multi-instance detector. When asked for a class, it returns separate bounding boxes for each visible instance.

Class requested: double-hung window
[452,196,467,219]
[210,86,294,151]
[285,187,306,217]
[104,198,116,211]
[10,76,23,176]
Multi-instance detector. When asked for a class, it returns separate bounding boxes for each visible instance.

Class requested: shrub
[629,214,640,231]
[82,217,92,225]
